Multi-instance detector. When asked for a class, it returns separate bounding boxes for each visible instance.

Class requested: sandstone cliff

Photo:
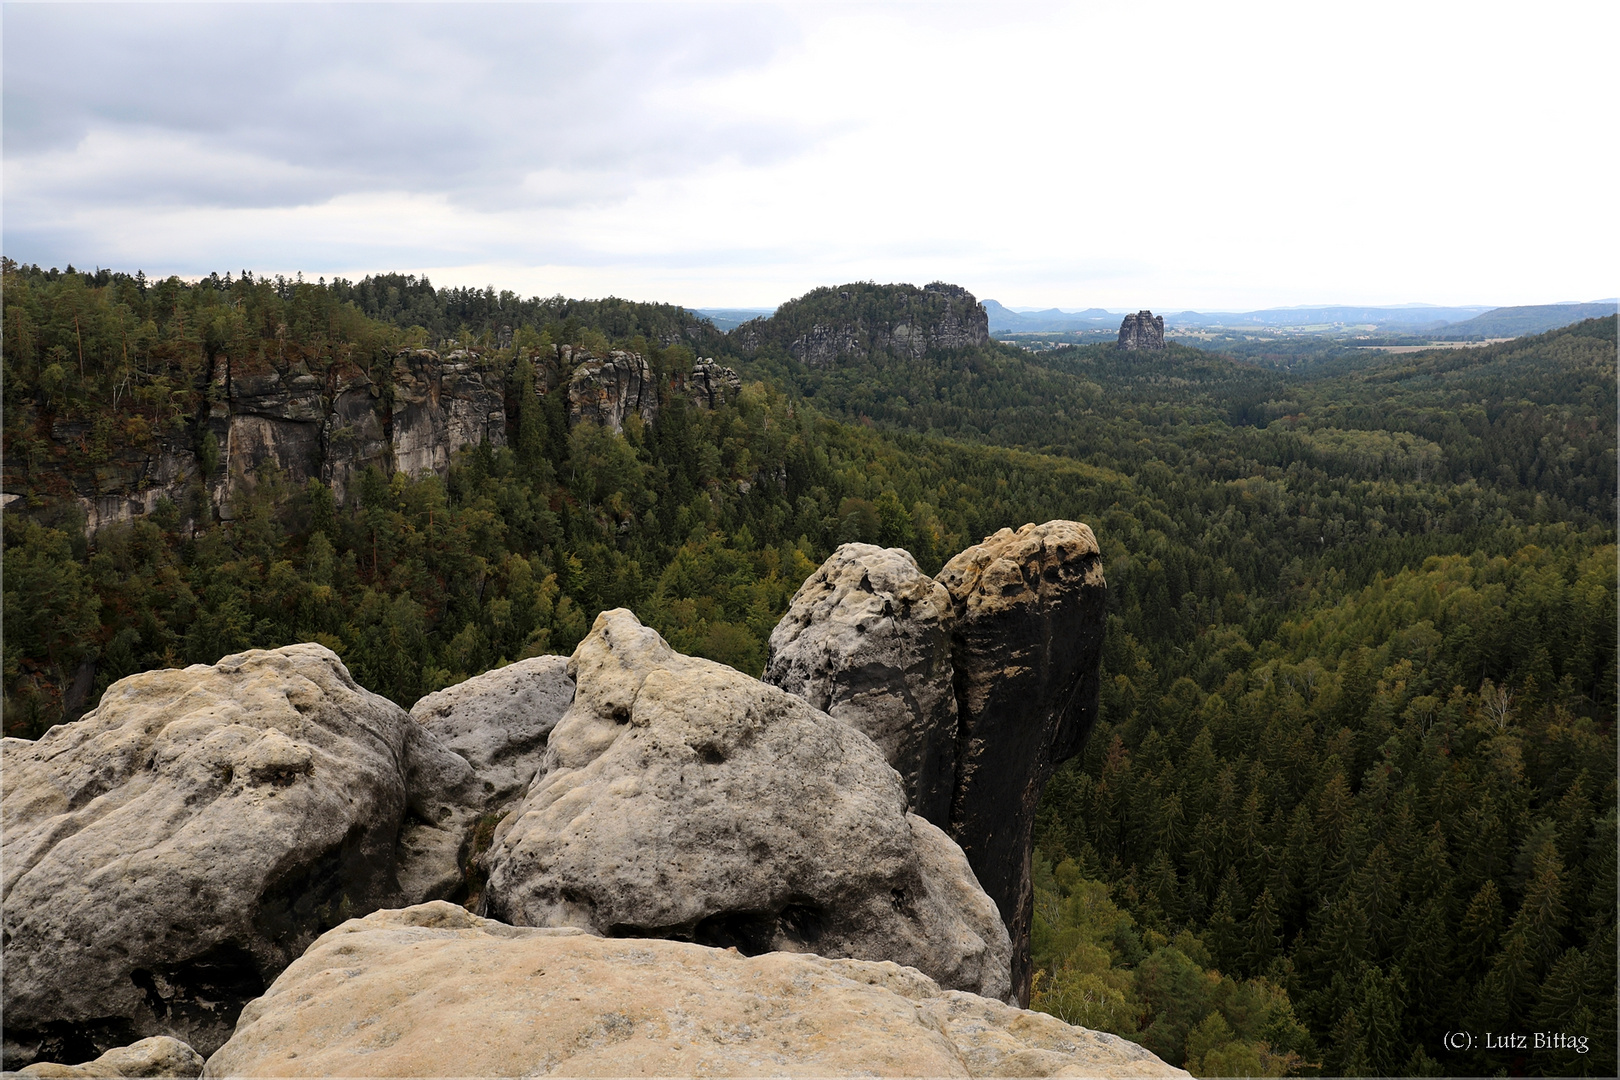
[733,282,990,366]
[565,350,658,433]
[1,348,507,534]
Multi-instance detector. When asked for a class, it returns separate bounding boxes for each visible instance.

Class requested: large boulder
[481,609,1012,1001]
[763,543,957,824]
[17,1037,203,1079]
[0,645,476,1067]
[203,902,1187,1078]
[409,655,575,808]
[937,521,1107,1004]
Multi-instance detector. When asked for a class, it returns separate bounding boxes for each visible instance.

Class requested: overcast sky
[4,1,1615,310]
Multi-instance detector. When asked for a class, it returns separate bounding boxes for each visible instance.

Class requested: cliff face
[565,350,658,433]
[733,281,990,367]
[3,349,507,533]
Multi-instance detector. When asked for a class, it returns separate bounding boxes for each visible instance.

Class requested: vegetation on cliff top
[3,263,1614,1076]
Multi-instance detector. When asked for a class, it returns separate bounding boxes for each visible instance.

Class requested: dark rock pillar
[935,520,1107,1005]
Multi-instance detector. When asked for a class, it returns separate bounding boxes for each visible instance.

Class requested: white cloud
[4,1,1614,309]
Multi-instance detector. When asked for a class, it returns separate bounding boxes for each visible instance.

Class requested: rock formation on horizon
[202,901,1188,1078]
[1117,310,1166,349]
[766,521,1107,1006]
[481,609,1013,1002]
[733,281,990,366]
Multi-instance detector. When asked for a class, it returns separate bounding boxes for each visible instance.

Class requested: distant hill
[730,282,988,366]
[1165,305,1492,329]
[982,299,1115,334]
[688,307,776,332]
[1424,301,1618,339]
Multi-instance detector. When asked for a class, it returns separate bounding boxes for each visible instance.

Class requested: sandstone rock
[566,350,658,432]
[937,521,1107,1005]
[0,645,476,1066]
[1117,310,1165,350]
[482,609,1012,1001]
[764,543,957,824]
[678,358,742,409]
[17,1036,204,1078]
[388,349,507,478]
[203,902,1186,1078]
[409,655,575,808]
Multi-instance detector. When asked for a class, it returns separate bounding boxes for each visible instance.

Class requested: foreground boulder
[0,645,475,1067]
[938,521,1107,1003]
[409,654,575,808]
[482,609,1013,1001]
[764,543,957,824]
[204,902,1186,1078]
[16,1037,203,1079]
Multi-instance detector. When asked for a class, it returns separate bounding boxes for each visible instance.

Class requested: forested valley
[3,262,1614,1077]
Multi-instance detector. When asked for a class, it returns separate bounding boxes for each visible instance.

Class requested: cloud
[3,2,1615,309]
[4,3,808,210]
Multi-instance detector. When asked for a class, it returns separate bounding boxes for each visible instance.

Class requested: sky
[3,1,1615,311]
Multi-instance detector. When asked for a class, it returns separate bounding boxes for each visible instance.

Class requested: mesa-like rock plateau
[0,519,1164,1078]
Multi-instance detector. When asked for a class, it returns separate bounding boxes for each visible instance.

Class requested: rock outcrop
[566,350,658,433]
[765,521,1107,1008]
[409,655,575,809]
[764,544,957,824]
[384,349,507,481]
[1117,310,1166,350]
[481,609,1013,1002]
[733,282,990,367]
[1,348,507,534]
[203,902,1187,1079]
[0,645,477,1067]
[674,358,742,409]
[16,1037,204,1079]
[937,521,1107,1004]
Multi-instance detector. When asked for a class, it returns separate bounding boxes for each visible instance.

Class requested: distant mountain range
[689,307,776,332]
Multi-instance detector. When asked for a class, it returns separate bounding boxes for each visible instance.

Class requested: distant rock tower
[1117,310,1165,350]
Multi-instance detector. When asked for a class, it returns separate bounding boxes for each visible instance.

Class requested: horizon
[4,3,1614,311]
[7,259,1614,320]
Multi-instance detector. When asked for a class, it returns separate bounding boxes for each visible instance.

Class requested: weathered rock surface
[386,349,507,480]
[676,357,742,409]
[203,902,1187,1078]
[15,1037,204,1079]
[409,655,575,808]
[937,521,1107,1004]
[482,609,1013,1001]
[764,543,957,824]
[1117,310,1166,350]
[0,645,476,1067]
[566,350,658,432]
